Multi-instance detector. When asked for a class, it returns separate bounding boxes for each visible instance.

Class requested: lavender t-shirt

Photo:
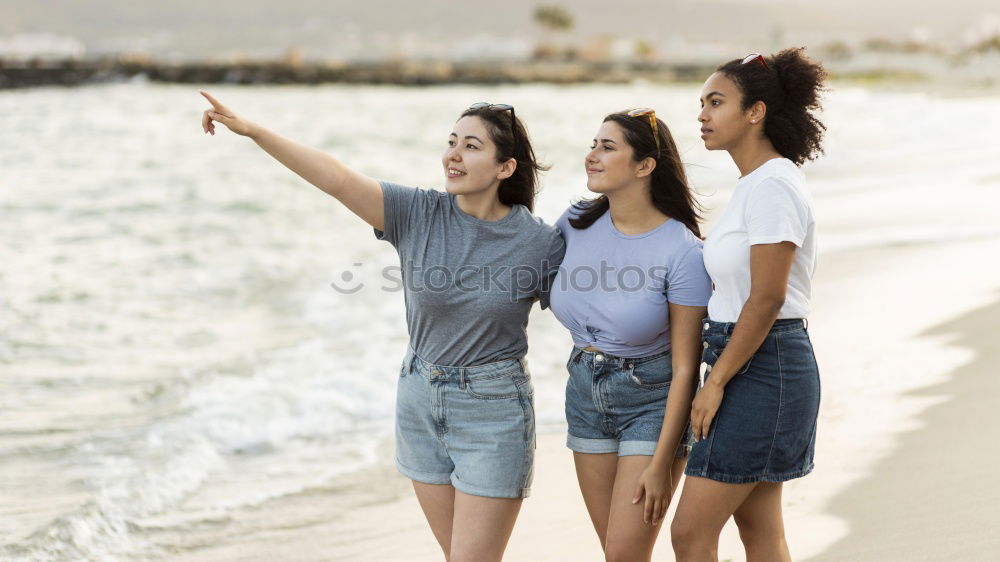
[548,207,712,357]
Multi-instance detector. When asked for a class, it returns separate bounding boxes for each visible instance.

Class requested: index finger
[199,90,226,111]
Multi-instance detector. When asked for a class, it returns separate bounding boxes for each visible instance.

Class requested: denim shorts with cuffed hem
[565,347,693,459]
[395,346,535,499]
[685,318,820,484]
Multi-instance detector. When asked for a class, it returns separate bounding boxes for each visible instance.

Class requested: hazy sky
[1,0,996,60]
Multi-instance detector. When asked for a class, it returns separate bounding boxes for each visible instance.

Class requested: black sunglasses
[467,102,518,141]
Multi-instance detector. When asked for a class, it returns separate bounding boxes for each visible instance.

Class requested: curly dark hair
[459,105,549,213]
[568,110,703,238]
[717,47,828,165]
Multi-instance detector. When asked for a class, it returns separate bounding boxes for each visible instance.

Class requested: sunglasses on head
[627,107,661,157]
[741,52,768,69]
[467,102,517,139]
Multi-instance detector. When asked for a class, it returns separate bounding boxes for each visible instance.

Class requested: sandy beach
[807,298,1000,560]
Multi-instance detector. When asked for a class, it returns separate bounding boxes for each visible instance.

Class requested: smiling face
[442,116,514,196]
[698,71,757,152]
[584,120,651,194]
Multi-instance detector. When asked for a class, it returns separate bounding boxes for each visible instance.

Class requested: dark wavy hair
[717,47,828,165]
[459,105,548,212]
[568,111,703,237]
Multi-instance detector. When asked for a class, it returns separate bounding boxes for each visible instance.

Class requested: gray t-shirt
[374,181,566,366]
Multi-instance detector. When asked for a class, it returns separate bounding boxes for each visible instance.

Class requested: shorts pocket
[566,347,583,370]
[464,368,529,401]
[625,357,673,389]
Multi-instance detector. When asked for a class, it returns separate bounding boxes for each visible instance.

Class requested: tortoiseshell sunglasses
[627,107,661,156]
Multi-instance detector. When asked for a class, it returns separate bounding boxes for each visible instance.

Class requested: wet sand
[807,298,1000,560]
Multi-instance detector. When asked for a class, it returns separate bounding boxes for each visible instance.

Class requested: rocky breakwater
[0,56,715,88]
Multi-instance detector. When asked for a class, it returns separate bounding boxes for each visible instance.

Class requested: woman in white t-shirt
[670,48,826,562]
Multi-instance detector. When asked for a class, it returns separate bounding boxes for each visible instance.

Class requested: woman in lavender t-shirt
[547,109,711,559]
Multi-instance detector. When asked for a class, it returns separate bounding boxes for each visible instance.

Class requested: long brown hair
[569,111,703,237]
[459,105,549,212]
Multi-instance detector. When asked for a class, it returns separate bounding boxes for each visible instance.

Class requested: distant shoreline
[0,57,717,89]
[0,56,939,89]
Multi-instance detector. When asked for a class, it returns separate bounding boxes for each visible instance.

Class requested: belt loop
[404,348,414,374]
[803,318,809,331]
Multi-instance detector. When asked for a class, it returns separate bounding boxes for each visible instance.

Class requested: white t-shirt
[703,158,816,322]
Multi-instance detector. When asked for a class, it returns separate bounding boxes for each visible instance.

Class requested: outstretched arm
[200,90,384,230]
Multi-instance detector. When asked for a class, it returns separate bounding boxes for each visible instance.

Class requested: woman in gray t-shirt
[200,93,563,560]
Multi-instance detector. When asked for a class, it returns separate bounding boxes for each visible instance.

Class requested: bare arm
[690,241,797,440]
[650,303,705,470]
[200,90,384,230]
[632,303,706,525]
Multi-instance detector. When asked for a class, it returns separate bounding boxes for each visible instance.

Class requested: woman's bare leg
[671,475,758,562]
[448,490,523,562]
[573,452,619,548]
[603,455,686,561]
[412,481,456,559]
[732,481,791,562]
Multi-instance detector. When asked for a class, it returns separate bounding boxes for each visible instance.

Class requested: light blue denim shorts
[565,347,693,458]
[394,346,535,499]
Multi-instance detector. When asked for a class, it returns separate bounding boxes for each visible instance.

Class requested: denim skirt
[685,318,820,484]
